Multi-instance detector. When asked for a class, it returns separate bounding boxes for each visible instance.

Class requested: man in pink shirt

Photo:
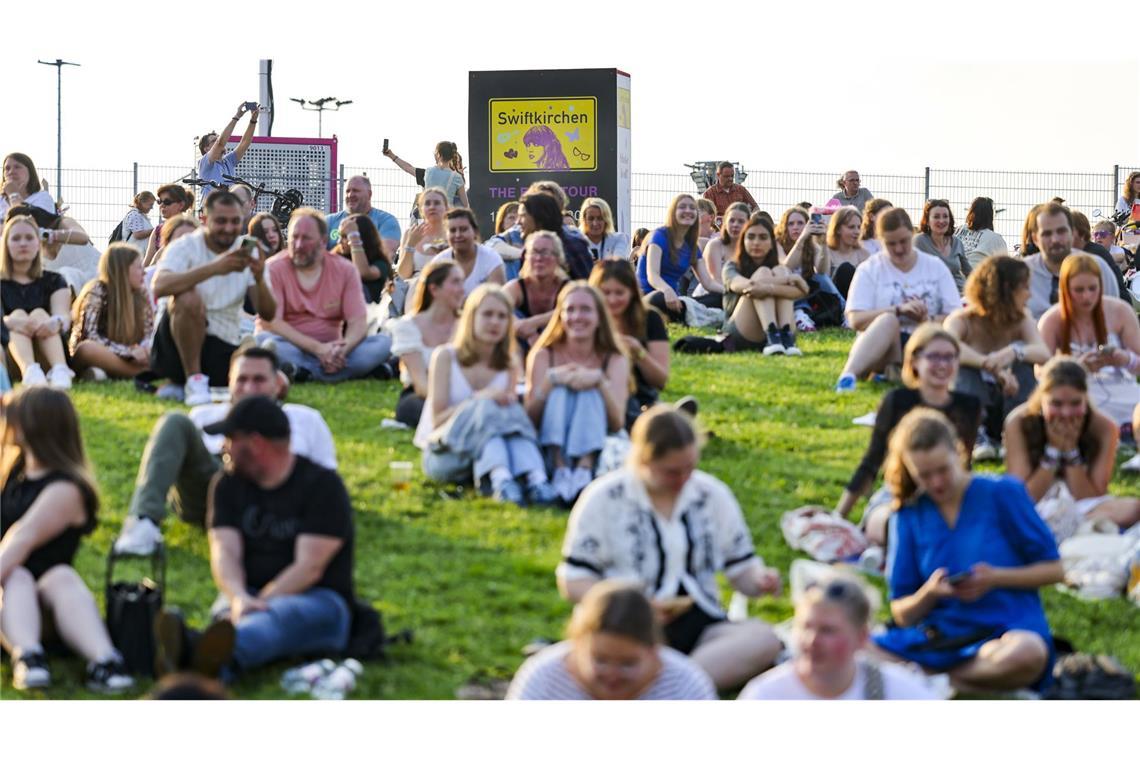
[257,208,392,382]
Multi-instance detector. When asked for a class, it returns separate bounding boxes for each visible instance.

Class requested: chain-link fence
[39,163,1138,247]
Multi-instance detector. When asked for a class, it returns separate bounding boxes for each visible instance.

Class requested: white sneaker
[21,363,47,387]
[1122,453,1140,473]
[114,516,163,556]
[794,308,817,333]
[47,364,74,390]
[552,467,574,503]
[184,373,211,406]
[568,467,593,501]
[972,429,999,462]
[12,651,51,690]
[82,367,108,382]
[156,383,185,402]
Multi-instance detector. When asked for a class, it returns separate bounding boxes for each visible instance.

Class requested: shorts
[150,311,237,386]
[663,601,724,655]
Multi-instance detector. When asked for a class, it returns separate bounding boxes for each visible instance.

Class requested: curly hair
[860,199,892,241]
[963,256,1029,330]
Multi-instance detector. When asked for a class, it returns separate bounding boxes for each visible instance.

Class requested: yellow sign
[489,97,597,173]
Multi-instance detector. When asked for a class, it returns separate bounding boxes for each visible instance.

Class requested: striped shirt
[505,641,716,700]
[157,228,255,345]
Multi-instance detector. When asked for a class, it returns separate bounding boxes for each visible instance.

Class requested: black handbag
[104,547,165,677]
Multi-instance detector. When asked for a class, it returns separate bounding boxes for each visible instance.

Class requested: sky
[5,0,1137,180]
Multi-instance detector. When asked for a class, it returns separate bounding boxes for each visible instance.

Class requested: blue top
[196,151,239,205]
[637,227,700,294]
[882,475,1058,644]
[423,166,464,207]
[326,207,402,249]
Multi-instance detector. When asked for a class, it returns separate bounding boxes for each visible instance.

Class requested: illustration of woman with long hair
[524,126,570,170]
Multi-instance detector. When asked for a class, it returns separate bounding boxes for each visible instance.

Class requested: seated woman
[387,261,464,428]
[637,194,724,323]
[503,231,569,347]
[0,388,134,693]
[506,580,716,700]
[415,284,558,507]
[589,259,670,429]
[873,408,1063,694]
[722,215,809,356]
[526,283,630,504]
[1004,358,1140,535]
[738,572,938,700]
[433,209,505,297]
[1,215,74,389]
[395,187,450,285]
[68,244,155,380]
[696,198,718,252]
[955,196,1008,269]
[144,184,195,266]
[335,213,391,304]
[579,197,631,261]
[1037,253,1140,430]
[699,202,750,297]
[247,212,284,260]
[149,215,200,270]
[1,153,56,217]
[817,206,868,302]
[914,199,970,292]
[518,192,592,281]
[835,208,961,392]
[859,198,892,256]
[836,324,981,546]
[558,407,783,691]
[944,256,1050,461]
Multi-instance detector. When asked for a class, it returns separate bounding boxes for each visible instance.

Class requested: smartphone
[1098,344,1114,356]
[382,138,389,153]
[946,570,972,586]
[238,235,260,259]
[811,213,823,225]
[244,101,259,113]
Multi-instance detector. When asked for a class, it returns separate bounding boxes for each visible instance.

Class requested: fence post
[338,163,345,213]
[1113,165,1120,208]
[133,162,138,196]
[923,166,931,201]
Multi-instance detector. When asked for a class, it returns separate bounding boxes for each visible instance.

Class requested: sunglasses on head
[804,578,862,602]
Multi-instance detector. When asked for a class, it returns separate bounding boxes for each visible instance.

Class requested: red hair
[1058,253,1107,352]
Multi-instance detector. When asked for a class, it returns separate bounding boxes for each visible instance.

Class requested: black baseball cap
[202,396,290,439]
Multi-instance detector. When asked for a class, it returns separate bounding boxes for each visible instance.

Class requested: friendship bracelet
[1040,445,1062,473]
[1127,350,1140,374]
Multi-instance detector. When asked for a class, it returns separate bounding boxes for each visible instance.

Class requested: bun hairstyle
[435,141,464,175]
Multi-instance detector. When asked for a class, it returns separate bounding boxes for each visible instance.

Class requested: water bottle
[281,659,336,694]
[727,591,749,622]
[312,659,363,700]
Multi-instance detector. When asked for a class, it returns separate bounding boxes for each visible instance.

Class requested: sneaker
[114,515,163,556]
[674,395,699,418]
[156,383,185,402]
[835,373,857,393]
[762,323,785,356]
[552,467,574,503]
[82,367,108,382]
[184,373,211,406]
[12,651,51,690]
[46,364,74,390]
[85,657,134,694]
[21,363,47,387]
[972,429,999,462]
[568,467,593,501]
[780,326,803,357]
[525,480,561,508]
[492,478,525,506]
[794,308,817,333]
[1122,453,1140,473]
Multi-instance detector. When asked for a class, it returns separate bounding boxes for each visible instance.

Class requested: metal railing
[39,163,1138,248]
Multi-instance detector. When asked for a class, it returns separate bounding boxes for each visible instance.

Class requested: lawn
[2,327,1138,700]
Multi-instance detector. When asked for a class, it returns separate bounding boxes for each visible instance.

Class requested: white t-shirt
[845,251,962,329]
[387,315,433,388]
[737,659,939,700]
[0,189,56,218]
[156,229,256,345]
[189,401,338,470]
[506,640,716,700]
[122,208,153,251]
[434,244,504,296]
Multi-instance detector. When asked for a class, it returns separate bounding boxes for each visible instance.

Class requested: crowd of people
[3,129,1140,699]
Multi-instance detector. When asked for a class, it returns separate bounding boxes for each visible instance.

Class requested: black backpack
[803,287,844,328]
[108,217,128,245]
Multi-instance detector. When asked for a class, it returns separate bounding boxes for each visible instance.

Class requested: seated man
[151,189,276,405]
[203,396,355,676]
[257,208,392,382]
[114,345,337,556]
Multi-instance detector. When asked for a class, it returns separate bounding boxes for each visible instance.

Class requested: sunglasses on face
[156,198,179,206]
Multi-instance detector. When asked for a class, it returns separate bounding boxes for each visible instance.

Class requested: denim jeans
[259,333,392,382]
[128,412,220,525]
[474,434,545,481]
[795,273,845,310]
[955,362,1036,438]
[539,385,608,461]
[211,587,351,672]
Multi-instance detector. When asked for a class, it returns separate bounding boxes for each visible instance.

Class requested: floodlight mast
[290,96,353,138]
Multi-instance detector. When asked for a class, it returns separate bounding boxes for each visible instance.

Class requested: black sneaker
[763,323,785,356]
[12,651,51,690]
[86,657,134,694]
[780,325,803,356]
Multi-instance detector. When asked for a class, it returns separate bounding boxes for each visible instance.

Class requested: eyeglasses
[917,351,958,364]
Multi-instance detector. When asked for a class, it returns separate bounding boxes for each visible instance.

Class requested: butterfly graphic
[566,128,580,142]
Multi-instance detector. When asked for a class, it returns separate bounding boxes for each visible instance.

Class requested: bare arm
[401,351,429,397]
[634,339,670,390]
[457,185,470,209]
[524,348,553,424]
[486,264,506,286]
[1063,415,1116,498]
[208,526,248,600]
[258,534,344,600]
[692,257,723,294]
[1003,409,1059,502]
[558,576,598,603]
[598,354,630,432]
[207,106,246,163]
[232,111,258,163]
[429,348,461,429]
[0,482,87,584]
[347,239,382,281]
[49,287,72,334]
[153,259,224,298]
[644,244,677,299]
[703,239,724,285]
[384,151,418,178]
[846,307,895,332]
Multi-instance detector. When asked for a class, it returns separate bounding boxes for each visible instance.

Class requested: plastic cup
[390,461,413,492]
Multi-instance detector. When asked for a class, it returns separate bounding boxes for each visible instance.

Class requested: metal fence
[40,163,1139,248]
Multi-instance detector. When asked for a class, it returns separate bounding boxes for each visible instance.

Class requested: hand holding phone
[382,138,390,154]
[946,570,972,586]
[244,101,259,114]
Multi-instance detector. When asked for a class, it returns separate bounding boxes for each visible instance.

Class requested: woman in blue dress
[872,408,1063,693]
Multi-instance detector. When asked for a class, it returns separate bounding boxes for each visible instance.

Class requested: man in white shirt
[114,346,337,556]
[151,190,276,405]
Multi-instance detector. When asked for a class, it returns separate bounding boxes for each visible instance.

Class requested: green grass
[2,327,1138,699]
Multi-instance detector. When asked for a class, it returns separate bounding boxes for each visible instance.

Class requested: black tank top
[1,470,96,579]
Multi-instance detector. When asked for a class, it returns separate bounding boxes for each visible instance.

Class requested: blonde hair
[531,282,626,362]
[452,284,515,370]
[0,215,43,280]
[826,207,863,250]
[578,197,616,236]
[883,408,966,510]
[72,244,150,346]
[901,323,960,388]
[417,187,451,215]
[520,230,567,278]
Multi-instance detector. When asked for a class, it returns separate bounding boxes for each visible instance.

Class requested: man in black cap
[191,396,356,676]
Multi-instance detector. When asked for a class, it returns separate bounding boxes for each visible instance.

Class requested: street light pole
[37,58,80,205]
[289,96,353,138]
